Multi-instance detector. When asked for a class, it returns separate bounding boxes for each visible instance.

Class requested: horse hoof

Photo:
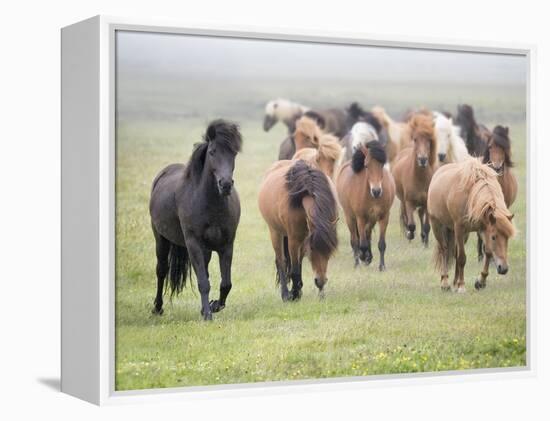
[456,286,466,294]
[318,290,326,300]
[290,290,302,301]
[441,285,451,292]
[202,311,213,321]
[379,264,386,272]
[406,231,414,241]
[151,307,164,315]
[474,279,486,290]
[209,300,225,313]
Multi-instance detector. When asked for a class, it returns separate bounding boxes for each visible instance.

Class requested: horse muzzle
[263,115,276,132]
[370,187,383,199]
[218,179,234,196]
[496,263,508,275]
[417,157,428,168]
[438,153,446,162]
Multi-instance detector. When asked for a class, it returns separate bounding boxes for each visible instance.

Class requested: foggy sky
[116,30,526,85]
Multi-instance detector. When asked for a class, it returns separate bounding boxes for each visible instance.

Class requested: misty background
[115,30,527,123]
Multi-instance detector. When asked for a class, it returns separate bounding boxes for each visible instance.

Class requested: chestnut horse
[477,125,518,260]
[337,141,395,270]
[391,114,438,246]
[428,158,515,292]
[258,160,338,301]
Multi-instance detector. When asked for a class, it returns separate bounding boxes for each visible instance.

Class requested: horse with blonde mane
[337,141,395,270]
[339,121,379,163]
[391,114,438,246]
[258,160,339,301]
[428,158,515,292]
[292,129,342,179]
[433,111,469,164]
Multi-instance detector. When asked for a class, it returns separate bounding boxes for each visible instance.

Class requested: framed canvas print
[61,15,535,405]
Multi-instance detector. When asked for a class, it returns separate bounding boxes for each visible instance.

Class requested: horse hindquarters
[151,226,190,315]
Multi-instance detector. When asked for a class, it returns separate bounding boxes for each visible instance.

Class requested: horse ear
[508,213,514,221]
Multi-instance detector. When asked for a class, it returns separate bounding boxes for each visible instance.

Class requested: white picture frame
[61,15,536,405]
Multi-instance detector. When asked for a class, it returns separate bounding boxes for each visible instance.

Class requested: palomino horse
[455,104,491,157]
[278,112,334,160]
[428,158,515,292]
[258,160,338,301]
[264,98,348,138]
[433,111,469,164]
[292,133,342,180]
[337,141,395,270]
[391,114,438,246]
[149,120,242,320]
[477,125,518,260]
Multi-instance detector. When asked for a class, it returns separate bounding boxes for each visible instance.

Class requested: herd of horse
[148,99,518,320]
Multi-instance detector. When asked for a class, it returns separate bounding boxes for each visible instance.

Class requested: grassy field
[115,81,527,391]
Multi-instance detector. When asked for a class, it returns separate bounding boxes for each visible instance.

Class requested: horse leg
[419,207,430,247]
[477,232,484,262]
[356,217,373,264]
[404,201,416,240]
[269,229,290,301]
[378,214,389,271]
[475,251,491,290]
[288,237,303,301]
[152,228,170,315]
[184,234,212,320]
[431,220,450,291]
[344,213,360,267]
[209,246,232,313]
[454,224,467,293]
[363,220,374,266]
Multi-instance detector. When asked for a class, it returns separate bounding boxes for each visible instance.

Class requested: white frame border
[94,15,536,405]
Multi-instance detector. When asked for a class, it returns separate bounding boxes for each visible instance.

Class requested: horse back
[150,163,187,246]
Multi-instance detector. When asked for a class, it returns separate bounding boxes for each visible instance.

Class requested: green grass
[115,82,527,391]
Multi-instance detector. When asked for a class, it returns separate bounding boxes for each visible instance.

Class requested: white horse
[433,111,469,164]
[263,98,310,134]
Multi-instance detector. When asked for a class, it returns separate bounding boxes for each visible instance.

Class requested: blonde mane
[294,116,323,149]
[457,158,516,237]
[372,106,402,147]
[265,98,309,122]
[293,133,342,178]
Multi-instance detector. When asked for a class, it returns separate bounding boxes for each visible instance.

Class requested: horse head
[484,125,513,174]
[204,120,243,196]
[410,114,437,168]
[481,207,515,275]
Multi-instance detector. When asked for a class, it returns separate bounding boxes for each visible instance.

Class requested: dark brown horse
[455,104,491,157]
[149,120,242,320]
[477,125,518,260]
[391,114,438,246]
[337,141,395,270]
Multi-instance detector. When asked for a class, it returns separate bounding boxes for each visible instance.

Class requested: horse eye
[491,235,496,241]
[209,149,215,156]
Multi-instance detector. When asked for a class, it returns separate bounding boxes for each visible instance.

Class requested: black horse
[149,120,243,320]
[455,104,490,157]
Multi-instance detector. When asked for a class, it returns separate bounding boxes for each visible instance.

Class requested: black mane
[351,140,387,173]
[483,125,514,167]
[185,119,242,180]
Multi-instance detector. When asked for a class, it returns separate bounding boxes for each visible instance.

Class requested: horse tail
[434,226,455,273]
[167,242,190,297]
[286,160,338,258]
